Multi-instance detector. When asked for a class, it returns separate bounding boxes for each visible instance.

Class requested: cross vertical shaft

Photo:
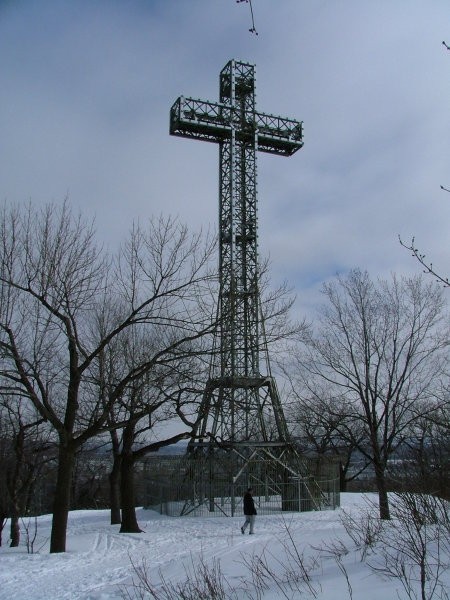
[219,61,259,383]
[170,59,303,446]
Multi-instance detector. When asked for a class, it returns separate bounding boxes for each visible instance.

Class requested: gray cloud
[1,0,449,318]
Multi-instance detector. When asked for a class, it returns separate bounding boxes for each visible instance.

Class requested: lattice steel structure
[169,60,333,515]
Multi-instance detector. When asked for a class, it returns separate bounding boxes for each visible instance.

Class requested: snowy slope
[0,493,448,600]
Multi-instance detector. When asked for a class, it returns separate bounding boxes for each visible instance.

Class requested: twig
[399,236,449,287]
[237,0,258,35]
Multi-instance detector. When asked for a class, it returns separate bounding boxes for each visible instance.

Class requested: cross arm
[170,96,232,143]
[255,112,303,156]
[170,96,304,156]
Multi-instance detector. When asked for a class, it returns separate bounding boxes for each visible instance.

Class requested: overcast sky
[1,0,449,318]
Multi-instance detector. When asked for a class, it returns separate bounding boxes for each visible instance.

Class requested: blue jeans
[242,514,255,533]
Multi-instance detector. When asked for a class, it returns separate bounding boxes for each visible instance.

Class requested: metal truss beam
[170,59,303,446]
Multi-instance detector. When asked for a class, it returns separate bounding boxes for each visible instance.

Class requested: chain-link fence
[141,450,340,517]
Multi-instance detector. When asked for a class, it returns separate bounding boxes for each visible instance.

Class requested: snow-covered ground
[0,493,448,599]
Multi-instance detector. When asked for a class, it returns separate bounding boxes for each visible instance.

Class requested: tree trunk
[9,425,24,547]
[339,462,347,493]
[374,462,390,520]
[109,453,122,525]
[9,513,20,547]
[119,453,142,533]
[50,443,76,553]
[0,516,7,547]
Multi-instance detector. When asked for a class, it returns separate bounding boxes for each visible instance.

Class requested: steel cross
[170,60,303,443]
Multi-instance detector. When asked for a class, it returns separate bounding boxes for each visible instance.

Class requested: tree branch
[398,236,449,287]
[237,0,258,35]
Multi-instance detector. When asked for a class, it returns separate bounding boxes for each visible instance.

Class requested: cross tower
[170,60,303,449]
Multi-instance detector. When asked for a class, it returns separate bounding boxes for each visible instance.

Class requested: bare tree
[401,401,450,499]
[1,400,49,547]
[369,492,450,600]
[285,383,368,492]
[290,270,448,519]
[89,278,213,530]
[104,359,203,533]
[0,201,216,552]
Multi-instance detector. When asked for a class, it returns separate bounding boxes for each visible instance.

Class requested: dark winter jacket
[243,491,257,516]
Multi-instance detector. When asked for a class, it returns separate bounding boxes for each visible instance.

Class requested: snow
[0,493,448,600]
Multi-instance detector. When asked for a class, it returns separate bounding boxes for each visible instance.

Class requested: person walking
[241,487,257,534]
